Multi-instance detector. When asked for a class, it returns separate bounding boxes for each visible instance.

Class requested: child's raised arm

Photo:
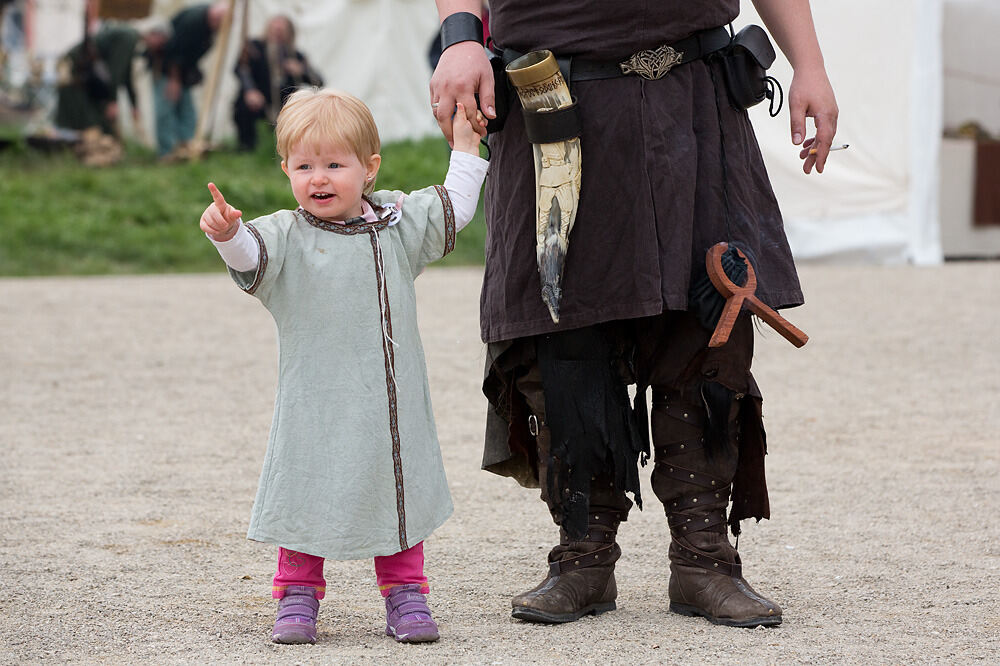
[442,103,489,233]
[200,183,243,242]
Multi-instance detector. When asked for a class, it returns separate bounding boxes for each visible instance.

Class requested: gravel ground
[1,263,998,664]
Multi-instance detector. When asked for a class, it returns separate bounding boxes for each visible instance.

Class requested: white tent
[133,0,441,145]
[738,0,998,263]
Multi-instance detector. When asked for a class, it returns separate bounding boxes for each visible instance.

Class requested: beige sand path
[1,263,998,664]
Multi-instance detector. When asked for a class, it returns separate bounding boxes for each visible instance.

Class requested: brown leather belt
[498,26,732,82]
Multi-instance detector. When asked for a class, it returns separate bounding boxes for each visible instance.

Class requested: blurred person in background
[53,17,167,137]
[153,1,228,157]
[233,14,323,151]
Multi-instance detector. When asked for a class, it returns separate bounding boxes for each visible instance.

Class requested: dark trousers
[234,99,267,150]
[482,310,767,528]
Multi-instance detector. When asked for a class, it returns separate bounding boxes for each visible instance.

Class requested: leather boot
[651,392,781,627]
[511,507,626,623]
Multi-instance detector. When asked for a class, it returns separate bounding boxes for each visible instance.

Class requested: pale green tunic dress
[230,185,457,560]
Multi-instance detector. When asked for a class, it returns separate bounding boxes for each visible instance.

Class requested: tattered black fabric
[536,327,646,540]
[700,379,735,461]
[688,244,749,332]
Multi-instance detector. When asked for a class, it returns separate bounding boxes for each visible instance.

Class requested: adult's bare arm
[430,0,494,145]
[751,0,839,174]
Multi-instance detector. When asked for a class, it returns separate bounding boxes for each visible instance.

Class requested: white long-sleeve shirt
[211,150,488,271]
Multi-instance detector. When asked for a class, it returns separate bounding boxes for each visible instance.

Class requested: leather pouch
[480,47,512,134]
[717,25,778,111]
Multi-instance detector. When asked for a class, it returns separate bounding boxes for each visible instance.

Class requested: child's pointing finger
[208,182,227,207]
[207,182,242,222]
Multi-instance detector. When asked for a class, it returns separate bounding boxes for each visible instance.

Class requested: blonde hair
[275,88,382,194]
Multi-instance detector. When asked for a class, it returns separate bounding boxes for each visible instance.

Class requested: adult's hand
[165,76,182,103]
[429,41,494,146]
[788,65,838,174]
[751,0,840,174]
[283,58,305,78]
[244,88,266,112]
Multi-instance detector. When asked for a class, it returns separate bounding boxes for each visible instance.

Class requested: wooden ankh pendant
[705,242,809,349]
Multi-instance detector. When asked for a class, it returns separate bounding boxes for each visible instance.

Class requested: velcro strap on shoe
[668,508,728,536]
[674,540,741,578]
[387,589,428,608]
[392,600,433,620]
[387,589,434,621]
[276,597,319,622]
[548,543,619,576]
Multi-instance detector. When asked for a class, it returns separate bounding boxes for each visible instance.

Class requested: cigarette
[809,143,850,155]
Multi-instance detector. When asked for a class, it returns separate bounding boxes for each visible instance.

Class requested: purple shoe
[271,585,319,644]
[384,584,440,643]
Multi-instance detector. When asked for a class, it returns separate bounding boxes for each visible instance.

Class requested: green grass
[0,130,486,276]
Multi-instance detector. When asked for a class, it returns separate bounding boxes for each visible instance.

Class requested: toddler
[200,87,487,644]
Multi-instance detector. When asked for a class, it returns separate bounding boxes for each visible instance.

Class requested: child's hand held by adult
[201,182,243,242]
[451,102,485,156]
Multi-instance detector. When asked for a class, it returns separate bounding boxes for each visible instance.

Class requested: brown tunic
[481,0,802,343]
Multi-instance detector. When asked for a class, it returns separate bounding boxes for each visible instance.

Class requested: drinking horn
[506,51,582,324]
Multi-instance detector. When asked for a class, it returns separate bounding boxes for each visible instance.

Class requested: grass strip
[0,133,486,276]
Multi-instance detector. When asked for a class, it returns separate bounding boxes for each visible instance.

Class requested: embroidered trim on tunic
[433,185,456,257]
[242,223,269,295]
[295,200,393,235]
[367,229,408,552]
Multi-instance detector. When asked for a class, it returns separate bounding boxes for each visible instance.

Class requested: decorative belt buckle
[620,44,684,80]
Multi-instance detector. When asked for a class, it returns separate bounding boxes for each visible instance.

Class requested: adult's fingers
[476,67,496,121]
[798,136,816,160]
[432,92,480,146]
[811,112,838,174]
[430,42,492,146]
[432,93,458,145]
[801,151,817,175]
[788,92,807,146]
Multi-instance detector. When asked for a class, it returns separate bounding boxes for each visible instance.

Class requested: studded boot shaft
[651,392,781,627]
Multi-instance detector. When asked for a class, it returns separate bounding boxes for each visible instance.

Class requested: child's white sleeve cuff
[209,222,259,272]
[444,151,489,232]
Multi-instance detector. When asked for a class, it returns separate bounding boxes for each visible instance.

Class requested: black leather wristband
[440,11,483,52]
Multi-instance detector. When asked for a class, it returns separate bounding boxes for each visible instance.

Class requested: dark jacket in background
[162,4,215,86]
[54,24,140,133]
[233,37,323,149]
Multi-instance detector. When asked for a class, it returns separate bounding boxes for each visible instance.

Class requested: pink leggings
[272,541,427,600]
